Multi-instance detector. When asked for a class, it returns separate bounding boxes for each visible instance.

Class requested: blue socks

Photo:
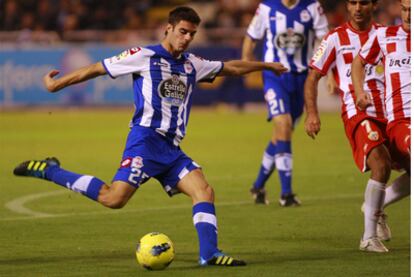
[45,166,105,201]
[193,202,219,261]
[253,142,276,190]
[275,140,292,195]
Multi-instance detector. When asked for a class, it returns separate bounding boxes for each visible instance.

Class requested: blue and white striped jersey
[102,44,223,146]
[247,0,328,73]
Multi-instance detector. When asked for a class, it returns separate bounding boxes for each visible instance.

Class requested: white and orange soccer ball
[136,232,175,270]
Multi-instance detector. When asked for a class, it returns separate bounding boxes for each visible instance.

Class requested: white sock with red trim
[383,173,410,208]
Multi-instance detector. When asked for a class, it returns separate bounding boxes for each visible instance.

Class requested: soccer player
[13,7,288,266]
[242,0,328,206]
[304,0,392,252]
[351,0,411,238]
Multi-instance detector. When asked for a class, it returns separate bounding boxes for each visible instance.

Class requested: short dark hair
[168,6,201,26]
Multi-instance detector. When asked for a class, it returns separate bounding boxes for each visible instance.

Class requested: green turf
[0,108,410,276]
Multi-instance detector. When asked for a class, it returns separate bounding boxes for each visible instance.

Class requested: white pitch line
[2,191,363,222]
[4,190,68,218]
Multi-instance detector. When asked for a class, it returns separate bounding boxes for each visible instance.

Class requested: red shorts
[387,118,411,169]
[344,115,387,172]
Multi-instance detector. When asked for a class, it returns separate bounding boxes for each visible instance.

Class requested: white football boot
[361,203,392,241]
[359,237,389,253]
[377,213,391,241]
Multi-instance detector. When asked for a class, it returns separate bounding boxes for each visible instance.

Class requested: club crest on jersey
[275,28,306,55]
[158,74,187,106]
[300,10,311,22]
[375,64,384,75]
[184,61,193,74]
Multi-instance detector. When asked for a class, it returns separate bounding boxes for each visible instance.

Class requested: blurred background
[0,0,403,108]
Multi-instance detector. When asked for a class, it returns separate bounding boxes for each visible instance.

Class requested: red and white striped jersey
[310,22,386,122]
[359,25,411,123]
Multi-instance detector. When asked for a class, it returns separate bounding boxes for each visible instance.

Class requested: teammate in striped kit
[13,7,287,266]
[304,0,393,252]
[243,0,328,206]
[351,0,411,245]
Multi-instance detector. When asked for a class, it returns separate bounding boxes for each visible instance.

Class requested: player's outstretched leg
[14,157,60,179]
[250,142,275,204]
[14,157,105,202]
[178,169,246,266]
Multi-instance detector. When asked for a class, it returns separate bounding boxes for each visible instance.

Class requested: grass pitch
[0,108,410,276]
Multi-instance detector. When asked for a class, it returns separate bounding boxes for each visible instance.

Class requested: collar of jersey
[346,21,373,35]
[153,44,184,61]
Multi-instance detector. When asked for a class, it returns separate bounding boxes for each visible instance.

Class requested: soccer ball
[136,232,175,270]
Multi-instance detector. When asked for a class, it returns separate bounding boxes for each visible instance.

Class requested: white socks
[383,173,410,208]
[363,179,386,240]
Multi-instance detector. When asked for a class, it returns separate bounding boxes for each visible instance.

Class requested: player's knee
[369,149,391,182]
[376,160,391,181]
[205,185,214,200]
[101,195,128,209]
[194,184,214,203]
[106,199,127,209]
[273,116,293,139]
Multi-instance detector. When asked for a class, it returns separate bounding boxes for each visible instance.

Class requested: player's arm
[241,36,257,61]
[304,69,323,139]
[351,55,372,111]
[219,60,287,76]
[352,33,382,111]
[43,62,107,93]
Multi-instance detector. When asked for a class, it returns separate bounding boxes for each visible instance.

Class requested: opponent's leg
[177,169,246,266]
